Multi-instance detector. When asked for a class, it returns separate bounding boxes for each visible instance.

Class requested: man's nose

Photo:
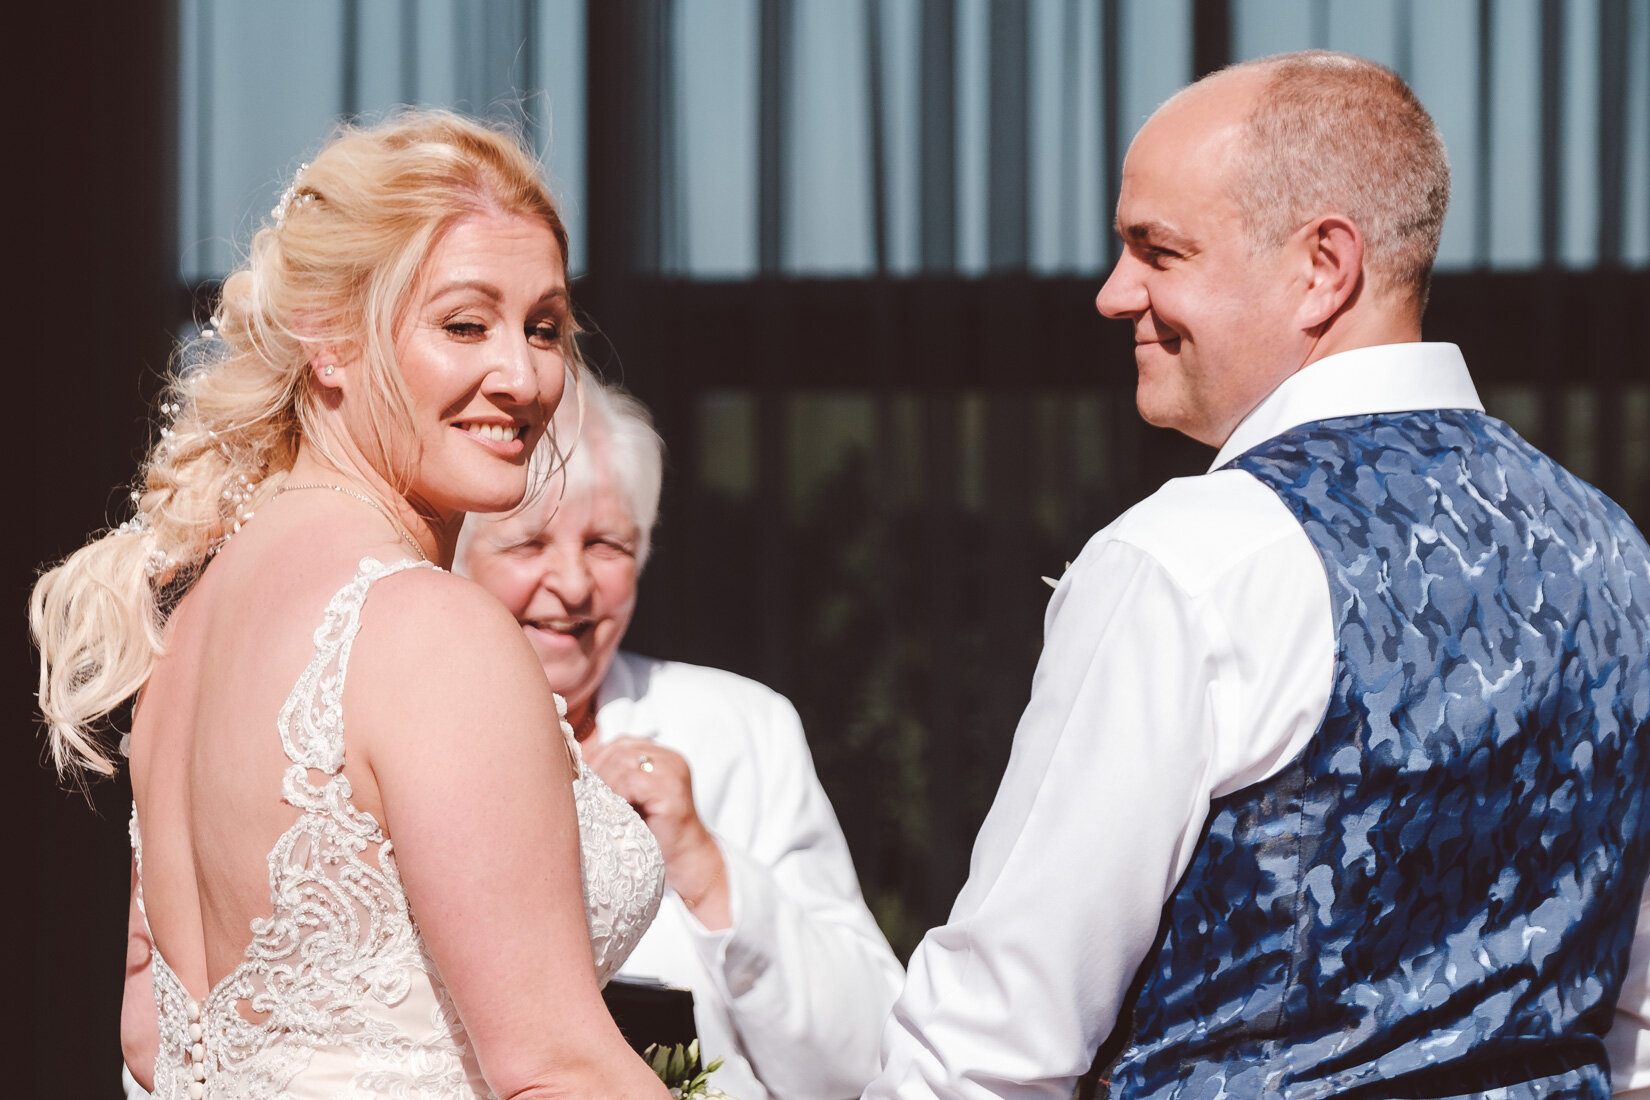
[1095,256,1144,319]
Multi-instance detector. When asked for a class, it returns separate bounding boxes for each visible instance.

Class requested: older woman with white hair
[458,376,905,1100]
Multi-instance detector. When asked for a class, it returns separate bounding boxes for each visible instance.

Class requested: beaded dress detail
[131,557,664,1099]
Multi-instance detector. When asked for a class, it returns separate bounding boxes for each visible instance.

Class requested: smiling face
[388,210,570,520]
[1095,74,1310,447]
[460,456,641,719]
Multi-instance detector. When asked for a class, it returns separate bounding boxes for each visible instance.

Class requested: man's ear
[1294,214,1364,332]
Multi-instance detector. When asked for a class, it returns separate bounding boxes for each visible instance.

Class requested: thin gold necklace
[275,482,429,562]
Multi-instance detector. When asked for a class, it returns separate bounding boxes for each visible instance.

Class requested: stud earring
[321,365,335,377]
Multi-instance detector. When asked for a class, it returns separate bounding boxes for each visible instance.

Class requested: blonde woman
[32,112,670,1099]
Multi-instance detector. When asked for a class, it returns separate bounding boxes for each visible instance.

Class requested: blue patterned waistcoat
[1104,410,1650,1099]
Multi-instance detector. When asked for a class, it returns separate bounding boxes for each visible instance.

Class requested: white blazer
[595,652,905,1100]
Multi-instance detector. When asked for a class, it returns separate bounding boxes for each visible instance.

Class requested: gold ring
[637,754,655,774]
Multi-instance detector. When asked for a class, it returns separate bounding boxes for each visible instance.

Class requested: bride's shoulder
[353,564,532,664]
[343,564,557,755]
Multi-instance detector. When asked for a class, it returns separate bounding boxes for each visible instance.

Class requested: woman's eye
[587,539,634,559]
[528,320,562,346]
[445,321,487,338]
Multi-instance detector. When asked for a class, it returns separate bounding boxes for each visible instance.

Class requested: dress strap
[277,556,437,773]
[552,691,584,766]
[129,803,146,918]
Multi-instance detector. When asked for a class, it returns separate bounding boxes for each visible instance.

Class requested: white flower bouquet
[643,1040,732,1099]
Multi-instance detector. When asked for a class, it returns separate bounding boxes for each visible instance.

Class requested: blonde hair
[1223,50,1450,305]
[30,109,578,778]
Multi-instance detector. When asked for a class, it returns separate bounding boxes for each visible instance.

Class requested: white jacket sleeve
[122,1064,152,1100]
[683,690,906,1100]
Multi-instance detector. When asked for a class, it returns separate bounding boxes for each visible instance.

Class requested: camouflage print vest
[1105,410,1650,1099]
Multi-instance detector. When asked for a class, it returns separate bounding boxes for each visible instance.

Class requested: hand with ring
[584,738,728,925]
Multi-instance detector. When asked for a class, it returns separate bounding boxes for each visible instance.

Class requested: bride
[31,111,671,1099]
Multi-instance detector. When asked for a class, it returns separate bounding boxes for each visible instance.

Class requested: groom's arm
[681,694,905,1099]
[867,538,1223,1099]
[864,473,1333,1099]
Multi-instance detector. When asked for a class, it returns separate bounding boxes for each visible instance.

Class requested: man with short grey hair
[866,51,1650,1099]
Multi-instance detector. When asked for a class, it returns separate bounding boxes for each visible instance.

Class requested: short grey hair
[1221,50,1450,306]
[551,372,665,566]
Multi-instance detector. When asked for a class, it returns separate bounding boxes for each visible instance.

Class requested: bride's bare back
[127,496,666,1098]
[128,503,410,1003]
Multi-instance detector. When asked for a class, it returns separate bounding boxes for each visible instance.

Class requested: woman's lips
[523,618,590,650]
[454,420,529,456]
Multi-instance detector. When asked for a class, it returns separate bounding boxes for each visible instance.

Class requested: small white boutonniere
[1042,561,1074,589]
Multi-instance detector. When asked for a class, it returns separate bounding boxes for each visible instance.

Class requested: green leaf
[642,1040,724,1094]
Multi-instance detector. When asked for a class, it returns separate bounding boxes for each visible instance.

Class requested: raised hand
[585,737,731,930]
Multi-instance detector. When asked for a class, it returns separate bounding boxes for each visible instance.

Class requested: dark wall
[8,3,176,1094]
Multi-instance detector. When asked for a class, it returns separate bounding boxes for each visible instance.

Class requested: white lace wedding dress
[130,558,665,1099]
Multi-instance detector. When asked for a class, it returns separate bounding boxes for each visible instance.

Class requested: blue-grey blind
[179,0,1650,281]
[178,0,588,279]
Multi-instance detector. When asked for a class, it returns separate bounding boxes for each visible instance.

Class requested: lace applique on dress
[133,557,665,1099]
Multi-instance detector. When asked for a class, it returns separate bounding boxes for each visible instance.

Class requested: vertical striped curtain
[661,0,1650,277]
[177,0,588,280]
[178,0,1649,284]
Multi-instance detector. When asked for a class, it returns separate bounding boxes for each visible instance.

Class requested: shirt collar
[591,651,662,744]
[1210,342,1483,470]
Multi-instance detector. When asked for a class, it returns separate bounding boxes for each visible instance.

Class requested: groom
[866,51,1650,1099]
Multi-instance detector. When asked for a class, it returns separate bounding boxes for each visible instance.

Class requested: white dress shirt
[865,343,1650,1099]
[596,651,906,1100]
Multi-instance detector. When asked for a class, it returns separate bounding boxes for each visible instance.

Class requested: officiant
[459,375,904,1100]
[867,50,1650,1099]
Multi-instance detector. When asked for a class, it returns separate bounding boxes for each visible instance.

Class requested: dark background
[9,2,1648,1095]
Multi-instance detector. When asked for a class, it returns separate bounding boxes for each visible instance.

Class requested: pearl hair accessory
[272,161,316,227]
[116,511,177,579]
[221,472,259,535]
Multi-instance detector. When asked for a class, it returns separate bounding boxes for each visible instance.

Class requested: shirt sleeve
[681,691,907,1100]
[1607,879,1650,1096]
[865,484,1332,1100]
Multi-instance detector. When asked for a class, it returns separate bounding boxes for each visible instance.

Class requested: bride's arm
[121,858,158,1094]
[347,571,669,1100]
